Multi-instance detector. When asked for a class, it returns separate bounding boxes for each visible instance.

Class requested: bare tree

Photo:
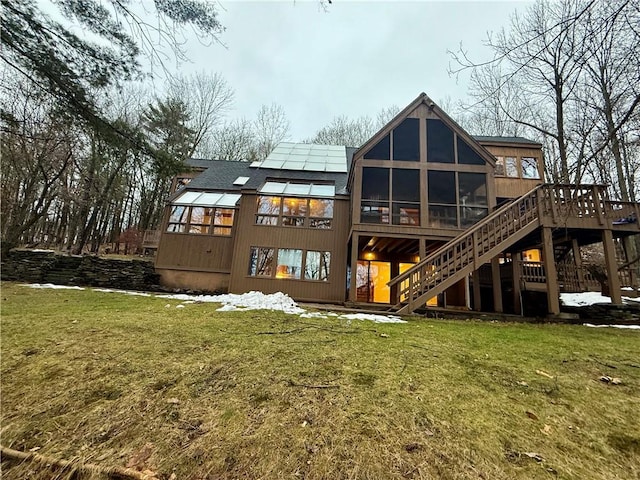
[254,103,290,160]
[305,106,402,147]
[450,0,639,190]
[208,118,256,161]
[168,71,235,158]
[0,77,76,254]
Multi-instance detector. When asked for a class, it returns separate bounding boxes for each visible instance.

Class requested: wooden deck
[388,184,639,315]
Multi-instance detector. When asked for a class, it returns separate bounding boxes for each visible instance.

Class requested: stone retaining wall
[1,250,161,291]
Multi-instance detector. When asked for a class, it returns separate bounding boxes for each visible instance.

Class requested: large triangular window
[457,137,485,165]
[363,134,390,160]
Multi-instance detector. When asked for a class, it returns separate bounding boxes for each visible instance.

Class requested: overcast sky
[171,1,533,140]
[100,1,533,141]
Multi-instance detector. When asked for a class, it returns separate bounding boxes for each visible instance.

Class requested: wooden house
[154,93,639,315]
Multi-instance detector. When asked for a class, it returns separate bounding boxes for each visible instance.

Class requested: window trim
[166,205,235,236]
[248,246,332,282]
[255,195,334,229]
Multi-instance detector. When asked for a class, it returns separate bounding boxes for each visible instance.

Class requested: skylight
[172,191,241,207]
[233,176,250,186]
[258,181,335,198]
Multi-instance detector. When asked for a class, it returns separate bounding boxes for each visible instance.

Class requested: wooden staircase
[388,184,640,315]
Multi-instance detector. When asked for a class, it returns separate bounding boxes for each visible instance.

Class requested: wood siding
[156,232,235,272]
[229,193,351,303]
[480,144,544,200]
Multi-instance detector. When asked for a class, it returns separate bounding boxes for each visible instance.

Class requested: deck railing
[142,230,161,249]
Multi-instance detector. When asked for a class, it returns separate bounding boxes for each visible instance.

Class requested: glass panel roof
[173,191,241,207]
[251,142,347,172]
[260,181,286,194]
[283,183,311,195]
[258,181,335,198]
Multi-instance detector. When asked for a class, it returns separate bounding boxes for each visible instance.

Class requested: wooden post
[602,229,622,304]
[349,233,359,303]
[572,238,585,290]
[542,227,560,315]
[390,261,400,306]
[472,269,482,311]
[512,252,522,315]
[491,257,503,313]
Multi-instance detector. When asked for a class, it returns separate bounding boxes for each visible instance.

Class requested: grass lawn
[1,281,639,479]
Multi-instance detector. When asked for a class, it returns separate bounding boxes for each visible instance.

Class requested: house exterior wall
[228,193,351,303]
[347,99,497,303]
[479,143,544,199]
[154,202,237,292]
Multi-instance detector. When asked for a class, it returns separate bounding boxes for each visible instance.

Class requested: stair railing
[389,184,546,309]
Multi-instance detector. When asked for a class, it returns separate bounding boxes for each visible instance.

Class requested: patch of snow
[300,312,329,319]
[20,284,408,323]
[561,292,639,307]
[30,249,55,253]
[27,283,84,290]
[584,324,640,330]
[338,313,407,324]
[94,288,152,297]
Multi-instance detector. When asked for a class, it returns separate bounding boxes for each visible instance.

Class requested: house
[154,93,640,315]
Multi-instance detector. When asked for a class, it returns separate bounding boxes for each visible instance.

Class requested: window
[256,196,281,225]
[457,137,485,165]
[428,171,457,228]
[495,157,505,176]
[167,206,235,236]
[505,157,518,177]
[255,195,334,228]
[276,249,303,279]
[392,118,420,161]
[361,167,420,225]
[249,247,331,282]
[189,207,212,234]
[521,157,540,179]
[213,209,234,235]
[392,169,420,225]
[305,251,330,281]
[428,171,456,204]
[361,168,389,200]
[167,206,188,232]
[248,247,274,277]
[282,197,307,226]
[458,173,488,228]
[174,177,192,192]
[363,134,390,160]
[361,203,390,224]
[426,119,454,163]
[309,199,333,229]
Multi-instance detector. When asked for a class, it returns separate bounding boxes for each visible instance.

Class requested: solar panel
[258,142,348,173]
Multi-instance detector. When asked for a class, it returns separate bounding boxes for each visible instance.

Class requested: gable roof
[350,93,497,176]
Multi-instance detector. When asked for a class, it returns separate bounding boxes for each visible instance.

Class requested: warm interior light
[364,252,375,260]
